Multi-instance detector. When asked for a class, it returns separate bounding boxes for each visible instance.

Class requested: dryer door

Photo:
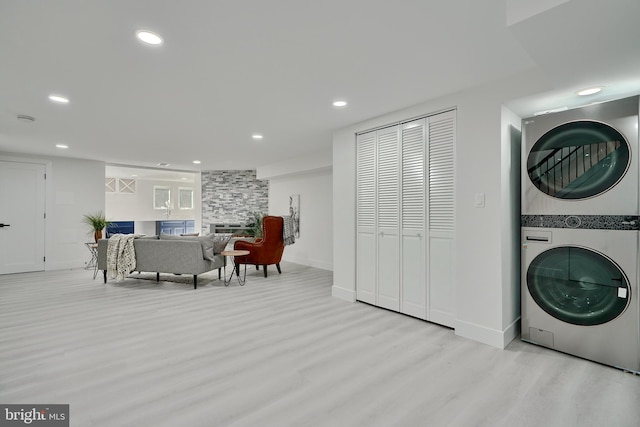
[527,246,630,325]
[527,121,630,200]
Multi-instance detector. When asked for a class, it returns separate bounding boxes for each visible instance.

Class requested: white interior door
[356,131,377,304]
[427,111,456,327]
[355,110,455,325]
[0,161,46,274]
[376,126,400,311]
[401,119,427,319]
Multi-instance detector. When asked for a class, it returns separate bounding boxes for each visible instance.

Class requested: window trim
[178,187,194,210]
[153,186,171,210]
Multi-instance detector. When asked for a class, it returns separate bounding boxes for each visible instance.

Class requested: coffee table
[221,250,250,286]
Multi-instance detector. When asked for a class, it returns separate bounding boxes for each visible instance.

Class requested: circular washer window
[527,246,630,326]
[527,121,630,199]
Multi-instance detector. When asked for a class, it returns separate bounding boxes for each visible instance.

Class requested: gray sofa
[97,236,226,289]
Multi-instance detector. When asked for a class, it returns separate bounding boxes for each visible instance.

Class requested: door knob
[0,223,10,228]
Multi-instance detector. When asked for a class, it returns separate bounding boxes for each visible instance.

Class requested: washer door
[527,246,630,325]
[527,121,630,199]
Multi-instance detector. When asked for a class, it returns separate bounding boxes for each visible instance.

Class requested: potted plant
[245,211,264,239]
[82,211,110,242]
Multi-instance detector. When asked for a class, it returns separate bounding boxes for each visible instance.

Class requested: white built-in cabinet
[356,110,455,327]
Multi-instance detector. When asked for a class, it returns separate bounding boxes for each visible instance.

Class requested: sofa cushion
[160,233,216,260]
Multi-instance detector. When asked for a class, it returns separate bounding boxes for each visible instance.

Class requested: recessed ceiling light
[252,134,263,140]
[131,174,138,177]
[193,160,201,164]
[136,30,163,46]
[577,87,603,96]
[333,100,347,107]
[157,162,170,167]
[49,95,69,104]
[55,144,69,149]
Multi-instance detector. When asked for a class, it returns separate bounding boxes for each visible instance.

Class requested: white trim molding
[331,285,356,303]
[454,318,521,349]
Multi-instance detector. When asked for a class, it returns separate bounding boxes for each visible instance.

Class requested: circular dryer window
[527,246,630,326]
[527,121,630,199]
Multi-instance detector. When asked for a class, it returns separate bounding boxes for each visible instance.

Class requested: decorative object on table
[233,216,285,278]
[212,234,232,254]
[289,194,300,238]
[245,211,265,238]
[82,211,111,242]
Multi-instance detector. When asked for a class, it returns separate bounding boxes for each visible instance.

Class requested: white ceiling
[106,164,196,182]
[1,0,639,173]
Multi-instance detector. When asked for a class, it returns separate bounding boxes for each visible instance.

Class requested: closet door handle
[0,223,10,228]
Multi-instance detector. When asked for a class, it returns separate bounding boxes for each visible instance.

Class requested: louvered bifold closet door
[401,119,427,318]
[427,110,456,327]
[356,131,377,305]
[376,126,401,311]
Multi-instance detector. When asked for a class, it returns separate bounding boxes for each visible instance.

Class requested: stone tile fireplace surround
[201,170,268,235]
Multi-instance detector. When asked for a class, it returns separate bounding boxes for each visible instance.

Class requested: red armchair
[234,216,284,277]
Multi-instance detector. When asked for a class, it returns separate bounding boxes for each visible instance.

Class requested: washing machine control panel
[521,214,640,231]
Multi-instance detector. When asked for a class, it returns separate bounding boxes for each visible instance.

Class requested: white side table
[84,242,99,279]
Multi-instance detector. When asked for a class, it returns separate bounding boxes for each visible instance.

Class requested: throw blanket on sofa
[107,234,138,282]
[282,215,295,246]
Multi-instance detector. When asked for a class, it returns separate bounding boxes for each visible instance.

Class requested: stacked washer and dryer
[521,95,640,373]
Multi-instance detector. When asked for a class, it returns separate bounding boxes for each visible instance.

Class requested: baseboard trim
[331,285,356,302]
[46,261,87,271]
[455,318,520,349]
[502,317,521,347]
[429,309,455,329]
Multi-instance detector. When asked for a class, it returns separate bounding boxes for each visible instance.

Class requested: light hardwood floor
[1,263,639,427]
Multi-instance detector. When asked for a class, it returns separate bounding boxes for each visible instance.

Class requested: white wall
[0,152,105,270]
[501,106,524,346]
[268,169,333,270]
[332,69,550,348]
[258,150,333,271]
[106,175,202,233]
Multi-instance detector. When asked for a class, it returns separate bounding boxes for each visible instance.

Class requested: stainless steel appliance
[522,225,639,372]
[522,96,639,216]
